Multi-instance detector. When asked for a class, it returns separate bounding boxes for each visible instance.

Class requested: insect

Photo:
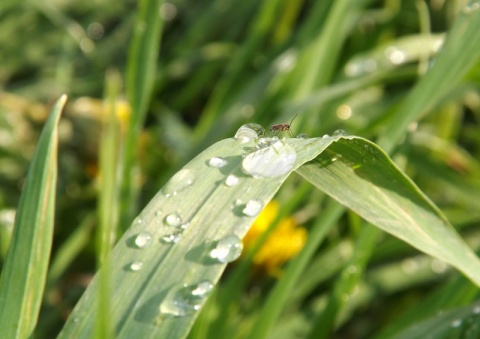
[270,114,298,137]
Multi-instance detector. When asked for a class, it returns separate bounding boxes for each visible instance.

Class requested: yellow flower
[243,201,307,277]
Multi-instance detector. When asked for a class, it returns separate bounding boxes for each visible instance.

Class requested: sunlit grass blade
[296,136,480,285]
[59,132,480,338]
[0,95,66,338]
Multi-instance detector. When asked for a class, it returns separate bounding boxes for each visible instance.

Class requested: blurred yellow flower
[243,201,307,277]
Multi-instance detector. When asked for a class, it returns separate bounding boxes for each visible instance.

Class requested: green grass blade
[58,132,480,338]
[389,300,480,339]
[121,0,164,231]
[295,136,480,286]
[377,7,480,153]
[0,95,66,338]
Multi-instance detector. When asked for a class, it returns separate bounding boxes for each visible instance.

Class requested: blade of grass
[59,133,480,338]
[377,6,480,153]
[95,70,123,339]
[0,95,66,338]
[120,0,164,231]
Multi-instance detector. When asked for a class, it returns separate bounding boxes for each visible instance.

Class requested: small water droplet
[296,133,309,139]
[135,231,153,248]
[322,134,329,138]
[161,231,183,244]
[155,210,163,217]
[385,46,406,65]
[164,212,182,227]
[163,169,196,197]
[130,261,144,271]
[242,200,263,217]
[225,174,240,187]
[333,129,349,137]
[242,140,296,178]
[208,157,228,168]
[73,317,79,323]
[234,123,266,143]
[451,319,462,328]
[210,235,243,263]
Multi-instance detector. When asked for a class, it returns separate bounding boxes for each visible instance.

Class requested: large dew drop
[210,235,243,263]
[242,140,296,178]
[234,123,266,143]
[135,231,153,248]
[163,169,196,197]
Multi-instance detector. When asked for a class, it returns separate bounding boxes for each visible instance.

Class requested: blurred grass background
[1,0,480,338]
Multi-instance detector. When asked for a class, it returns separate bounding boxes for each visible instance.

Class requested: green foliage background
[1,0,480,338]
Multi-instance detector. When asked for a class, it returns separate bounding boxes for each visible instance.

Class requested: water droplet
[322,134,329,138]
[473,305,480,314]
[163,169,196,197]
[385,46,406,65]
[242,140,296,178]
[160,281,214,317]
[161,231,183,244]
[225,174,240,187]
[130,261,144,271]
[451,319,462,328]
[73,317,79,323]
[208,157,228,168]
[333,129,349,137]
[234,123,266,143]
[155,210,163,217]
[135,231,153,248]
[210,235,243,263]
[242,200,263,217]
[164,212,182,227]
[296,133,310,139]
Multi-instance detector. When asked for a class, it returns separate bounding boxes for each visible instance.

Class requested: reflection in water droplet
[234,123,266,143]
[164,212,182,227]
[135,231,153,248]
[163,169,196,197]
[161,231,183,244]
[210,235,243,263]
[243,200,263,217]
[208,157,228,168]
[130,261,143,271]
[242,140,296,178]
[225,174,240,187]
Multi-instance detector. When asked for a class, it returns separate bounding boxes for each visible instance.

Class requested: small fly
[270,114,298,137]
